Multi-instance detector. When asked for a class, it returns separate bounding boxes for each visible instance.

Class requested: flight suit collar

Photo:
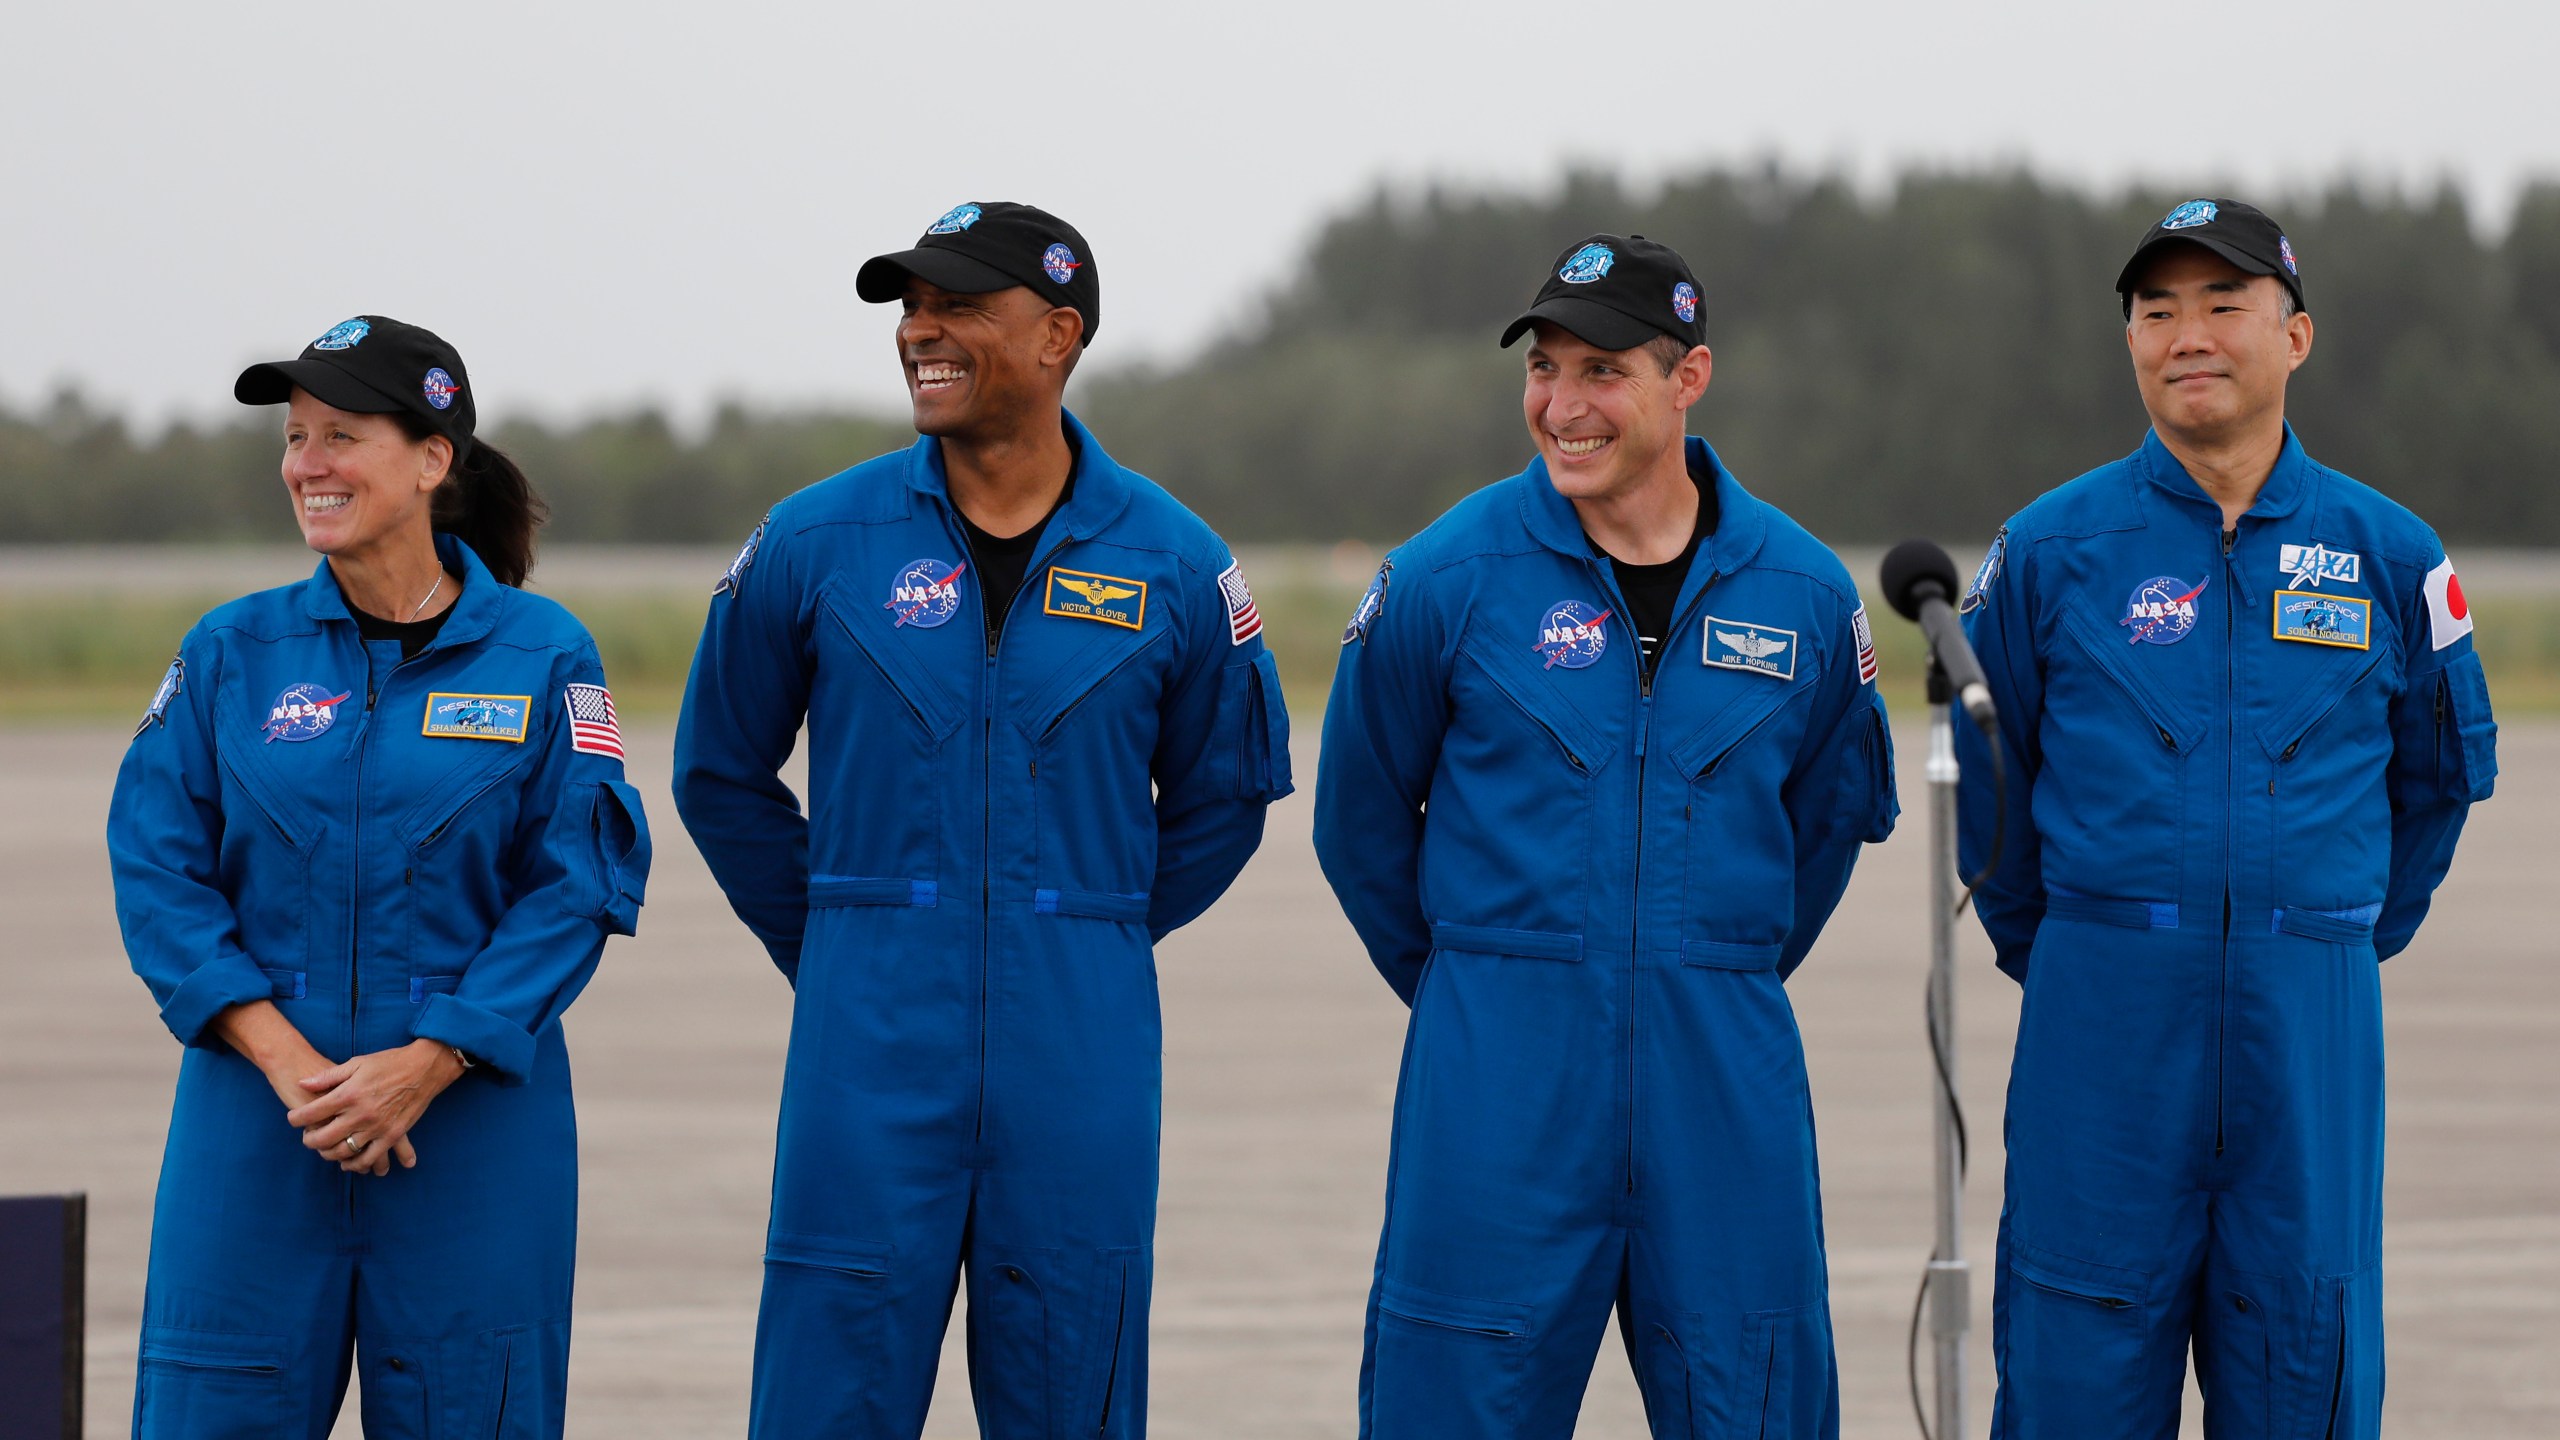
[299,532,504,651]
[1518,434,1768,577]
[2134,423,2312,522]
[905,408,1135,542]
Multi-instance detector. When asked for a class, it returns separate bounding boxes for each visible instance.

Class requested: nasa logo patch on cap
[2279,236,2299,275]
[2162,200,2218,230]
[422,367,459,411]
[1672,282,1699,324]
[1042,243,1079,285]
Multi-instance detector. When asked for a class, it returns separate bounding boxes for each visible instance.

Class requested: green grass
[7,583,2556,724]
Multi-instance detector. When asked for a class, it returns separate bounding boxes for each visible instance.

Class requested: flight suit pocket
[471,1320,569,1440]
[1209,648,1292,802]
[1675,680,1813,955]
[1448,635,1612,936]
[1027,629,1170,901]
[1369,1279,1532,1432]
[136,1326,289,1440]
[755,1236,894,1433]
[562,779,649,935]
[2438,650,2498,801]
[1728,1302,1833,1440]
[817,581,961,878]
[2050,606,2201,900]
[2004,1244,2150,1415]
[216,750,313,977]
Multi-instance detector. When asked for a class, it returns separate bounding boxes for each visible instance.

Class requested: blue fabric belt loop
[1031,889,1151,923]
[807,875,938,909]
[406,974,460,1003]
[260,967,306,1000]
[1678,939,1784,971]
[2271,904,2382,942]
[1427,922,1584,962]
[2045,885,2180,931]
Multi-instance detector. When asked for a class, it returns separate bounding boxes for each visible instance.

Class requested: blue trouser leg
[135,1036,582,1440]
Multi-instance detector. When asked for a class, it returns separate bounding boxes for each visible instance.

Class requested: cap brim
[855,246,1025,303]
[232,359,408,413]
[1499,297,1663,353]
[2114,233,2283,295]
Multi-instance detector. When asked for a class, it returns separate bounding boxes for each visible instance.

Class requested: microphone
[1880,539,1997,733]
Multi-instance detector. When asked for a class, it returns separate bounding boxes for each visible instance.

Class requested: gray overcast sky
[5,0,2553,428]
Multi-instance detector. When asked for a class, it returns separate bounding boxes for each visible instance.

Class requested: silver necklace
[407,571,445,623]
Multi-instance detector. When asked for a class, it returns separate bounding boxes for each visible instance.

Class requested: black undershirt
[1600,453,1720,679]
[350,571,461,659]
[960,436,1079,644]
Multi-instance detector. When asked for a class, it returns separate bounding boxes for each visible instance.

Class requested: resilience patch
[422,692,533,742]
[2272,590,2371,650]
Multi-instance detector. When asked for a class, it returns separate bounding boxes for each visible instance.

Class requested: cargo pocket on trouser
[355,1342,431,1440]
[2320,1262,2383,1440]
[1728,1302,1836,1440]
[1364,1279,1533,1436]
[134,1326,289,1440]
[967,1245,1151,1439]
[2002,1244,2154,1430]
[1628,1316,1699,1439]
[471,1320,570,1439]
[751,1236,894,1436]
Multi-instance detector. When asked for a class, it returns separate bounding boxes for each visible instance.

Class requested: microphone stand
[1924,658,1971,1440]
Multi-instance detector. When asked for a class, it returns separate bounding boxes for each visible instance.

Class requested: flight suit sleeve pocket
[1842,700,1897,844]
[1211,650,1293,801]
[137,1326,286,1440]
[565,780,649,935]
[2440,651,2497,801]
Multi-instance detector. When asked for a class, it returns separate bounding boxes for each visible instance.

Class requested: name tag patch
[2273,590,2371,650]
[422,692,533,742]
[1045,567,1148,630]
[1704,617,1798,680]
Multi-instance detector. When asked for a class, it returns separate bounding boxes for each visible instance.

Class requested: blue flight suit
[1957,428,2498,1439]
[106,534,651,1440]
[671,412,1291,1440]
[1314,439,1897,1439]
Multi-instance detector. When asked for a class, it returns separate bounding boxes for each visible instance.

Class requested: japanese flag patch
[2423,556,2473,651]
[1218,561,1262,646]
[1852,605,1878,684]
[564,684,624,760]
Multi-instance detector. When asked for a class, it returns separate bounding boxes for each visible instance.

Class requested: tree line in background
[8,165,2559,548]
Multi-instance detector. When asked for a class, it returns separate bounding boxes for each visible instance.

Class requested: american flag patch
[1218,561,1262,646]
[564,683,624,759]
[1852,605,1879,684]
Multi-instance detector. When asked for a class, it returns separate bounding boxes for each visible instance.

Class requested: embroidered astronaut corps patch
[1343,561,1391,645]
[713,513,770,597]
[136,656,183,737]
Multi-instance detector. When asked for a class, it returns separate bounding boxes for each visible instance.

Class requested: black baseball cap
[2115,198,2306,316]
[1501,233,1708,353]
[855,201,1101,346]
[234,315,476,461]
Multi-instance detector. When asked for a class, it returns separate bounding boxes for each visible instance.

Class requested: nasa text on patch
[1044,567,1147,630]
[2121,574,2208,645]
[135,656,183,737]
[422,692,533,742]
[263,682,350,744]
[1532,600,1611,670]
[1704,617,1798,680]
[2272,591,2372,650]
[2279,543,2361,589]
[885,557,967,629]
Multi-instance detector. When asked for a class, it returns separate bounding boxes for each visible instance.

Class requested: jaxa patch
[1704,617,1798,680]
[1533,600,1611,670]
[2279,542,2360,589]
[135,656,182,737]
[713,513,770,597]
[422,692,532,742]
[886,557,965,629]
[263,682,349,743]
[2273,590,2371,650]
[1045,567,1147,630]
[2121,575,2208,645]
[1960,527,2006,614]
[1343,560,1390,645]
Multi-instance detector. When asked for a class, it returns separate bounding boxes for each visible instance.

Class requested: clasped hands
[216,1000,466,1176]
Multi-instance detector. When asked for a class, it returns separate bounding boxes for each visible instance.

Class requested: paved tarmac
[5,720,2554,1438]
